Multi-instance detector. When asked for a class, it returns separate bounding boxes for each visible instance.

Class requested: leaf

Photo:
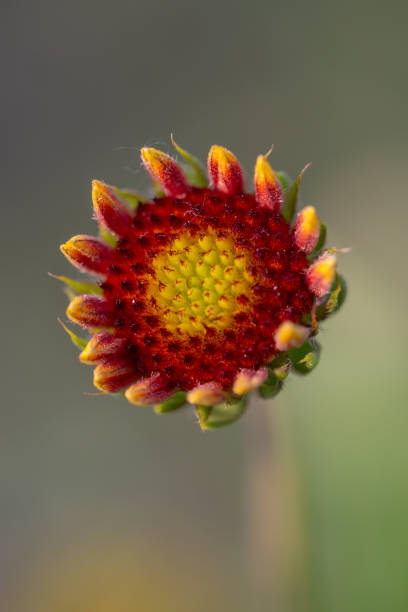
[281,163,311,223]
[57,318,88,349]
[49,273,103,296]
[154,391,187,414]
[171,135,208,187]
[307,222,327,260]
[204,397,248,429]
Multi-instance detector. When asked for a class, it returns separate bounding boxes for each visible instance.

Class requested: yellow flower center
[148,229,255,336]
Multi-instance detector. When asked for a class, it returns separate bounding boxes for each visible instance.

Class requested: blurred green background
[3,0,408,610]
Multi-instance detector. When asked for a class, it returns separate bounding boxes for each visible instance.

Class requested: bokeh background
[3,1,408,610]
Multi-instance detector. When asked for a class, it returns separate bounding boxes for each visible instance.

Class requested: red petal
[66,295,114,328]
[141,148,188,196]
[207,145,244,195]
[94,358,140,392]
[92,180,133,237]
[125,373,174,406]
[79,332,126,364]
[60,234,115,275]
[254,154,283,211]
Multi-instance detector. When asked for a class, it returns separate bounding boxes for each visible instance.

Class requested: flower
[55,140,347,429]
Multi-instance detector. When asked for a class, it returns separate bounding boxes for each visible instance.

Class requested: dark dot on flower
[137,235,150,248]
[121,280,134,292]
[183,353,195,365]
[168,341,182,352]
[109,264,122,275]
[131,299,144,312]
[145,315,159,327]
[130,262,146,275]
[143,335,157,346]
[129,321,142,332]
[234,312,248,324]
[169,215,183,229]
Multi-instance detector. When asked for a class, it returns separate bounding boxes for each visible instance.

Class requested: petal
[94,358,139,392]
[141,147,188,196]
[186,381,224,406]
[60,234,115,275]
[66,295,114,328]
[92,180,133,237]
[207,145,244,195]
[125,373,174,406]
[306,253,337,297]
[254,153,283,211]
[232,367,268,395]
[79,332,126,364]
[274,321,310,351]
[294,206,320,253]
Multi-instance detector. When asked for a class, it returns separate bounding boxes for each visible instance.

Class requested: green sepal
[325,274,347,316]
[204,396,248,429]
[58,318,88,349]
[99,225,118,247]
[315,274,347,321]
[259,370,283,399]
[268,352,288,368]
[281,163,311,223]
[276,171,291,193]
[288,339,314,363]
[290,340,321,375]
[152,180,165,197]
[49,273,103,296]
[273,359,291,380]
[307,222,327,260]
[154,391,187,414]
[196,405,213,429]
[114,187,143,210]
[171,135,208,188]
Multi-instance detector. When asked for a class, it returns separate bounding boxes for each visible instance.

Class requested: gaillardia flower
[55,140,347,429]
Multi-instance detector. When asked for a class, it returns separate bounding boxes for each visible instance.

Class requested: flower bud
[254,154,283,212]
[232,367,268,395]
[60,234,115,275]
[67,295,114,328]
[92,180,133,237]
[94,358,139,392]
[125,373,173,406]
[294,206,320,253]
[306,253,337,297]
[207,145,244,195]
[79,332,126,364]
[186,381,224,406]
[274,321,310,351]
[141,148,188,196]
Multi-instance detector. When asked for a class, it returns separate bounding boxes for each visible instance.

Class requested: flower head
[55,140,347,429]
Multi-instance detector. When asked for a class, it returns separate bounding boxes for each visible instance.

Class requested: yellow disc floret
[148,229,255,336]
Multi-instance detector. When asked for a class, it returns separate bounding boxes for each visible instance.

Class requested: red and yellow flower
[55,140,347,429]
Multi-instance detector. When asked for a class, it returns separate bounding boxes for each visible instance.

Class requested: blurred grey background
[2,1,408,610]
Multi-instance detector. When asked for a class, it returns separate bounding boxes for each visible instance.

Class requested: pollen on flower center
[148,229,255,336]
